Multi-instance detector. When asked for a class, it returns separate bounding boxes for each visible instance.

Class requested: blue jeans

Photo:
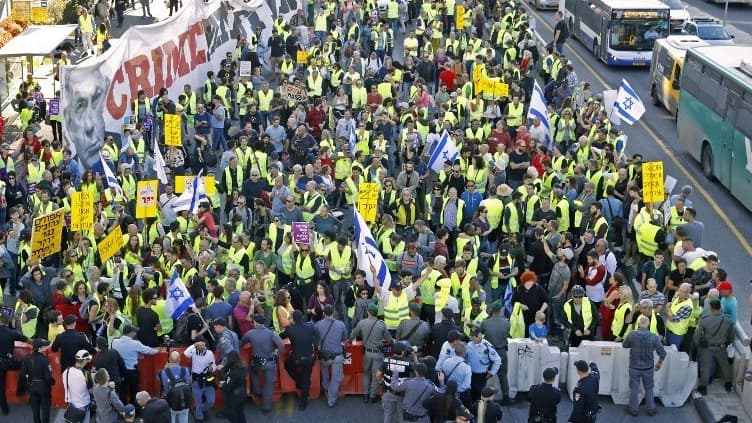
[666,330,684,349]
[171,408,189,423]
[191,381,215,420]
[320,354,344,405]
[211,127,227,150]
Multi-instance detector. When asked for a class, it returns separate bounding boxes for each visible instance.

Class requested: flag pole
[193,304,216,342]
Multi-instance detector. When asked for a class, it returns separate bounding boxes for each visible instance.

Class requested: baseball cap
[490,300,503,313]
[63,314,78,325]
[471,297,482,306]
[717,281,732,292]
[75,350,92,361]
[123,404,136,417]
[543,367,559,381]
[33,338,50,350]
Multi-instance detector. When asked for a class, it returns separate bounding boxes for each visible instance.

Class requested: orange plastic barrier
[5,341,32,405]
[8,337,367,408]
[277,339,321,399]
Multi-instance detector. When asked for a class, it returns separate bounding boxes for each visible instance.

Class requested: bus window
[736,99,752,138]
[658,52,673,78]
[672,63,681,84]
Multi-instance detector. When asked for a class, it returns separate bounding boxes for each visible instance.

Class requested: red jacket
[585,264,607,286]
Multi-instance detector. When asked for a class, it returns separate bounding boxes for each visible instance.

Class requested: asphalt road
[525,4,752,335]
[7,391,700,423]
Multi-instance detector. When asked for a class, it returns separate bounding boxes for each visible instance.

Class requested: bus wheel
[701,144,715,180]
[651,85,660,106]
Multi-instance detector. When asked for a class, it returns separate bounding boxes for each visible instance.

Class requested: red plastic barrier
[6,341,33,405]
[277,339,321,399]
[8,337,367,408]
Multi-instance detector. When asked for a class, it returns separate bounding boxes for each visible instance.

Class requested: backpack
[164,367,191,411]
[173,313,191,345]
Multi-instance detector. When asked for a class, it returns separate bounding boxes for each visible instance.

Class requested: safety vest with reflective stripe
[564,296,593,330]
[666,297,693,335]
[636,223,660,257]
[329,246,352,281]
[295,254,315,282]
[384,292,409,329]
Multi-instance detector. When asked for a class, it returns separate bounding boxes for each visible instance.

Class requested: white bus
[560,0,670,66]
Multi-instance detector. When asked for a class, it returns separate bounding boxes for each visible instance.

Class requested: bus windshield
[610,18,669,50]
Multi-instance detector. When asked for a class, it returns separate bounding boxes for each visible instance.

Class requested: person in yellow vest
[504,95,524,138]
[377,281,415,335]
[502,191,523,237]
[610,286,634,341]
[462,297,488,336]
[635,213,666,263]
[294,244,318,308]
[328,237,353,319]
[563,285,598,347]
[628,298,664,340]
[14,290,39,338]
[77,6,96,57]
[415,255,448,325]
[665,282,695,350]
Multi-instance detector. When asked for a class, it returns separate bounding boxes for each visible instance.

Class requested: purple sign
[292,222,310,245]
[48,99,59,116]
[142,115,153,132]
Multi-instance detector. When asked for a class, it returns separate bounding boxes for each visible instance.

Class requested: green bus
[676,45,752,211]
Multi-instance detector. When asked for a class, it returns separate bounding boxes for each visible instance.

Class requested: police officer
[20,339,54,423]
[315,305,348,407]
[350,302,394,403]
[376,342,415,422]
[440,342,473,409]
[466,328,501,402]
[183,337,216,423]
[240,314,284,414]
[694,297,735,395]
[51,314,94,372]
[528,367,561,423]
[480,301,512,404]
[0,315,26,416]
[569,360,600,423]
[281,310,316,410]
[391,362,437,423]
[212,318,239,367]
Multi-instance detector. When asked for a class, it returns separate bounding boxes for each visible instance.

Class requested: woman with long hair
[124,235,142,266]
[124,284,142,326]
[70,280,89,305]
[600,272,626,341]
[273,288,293,333]
[612,285,634,342]
[307,281,334,322]
[63,248,84,282]
[220,351,247,423]
[423,379,465,423]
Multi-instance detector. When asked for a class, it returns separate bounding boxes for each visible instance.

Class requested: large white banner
[60,0,301,170]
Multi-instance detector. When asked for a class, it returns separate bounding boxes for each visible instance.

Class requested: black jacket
[281,322,315,358]
[0,325,25,357]
[51,329,94,371]
[429,320,463,358]
[92,348,126,385]
[528,382,561,422]
[19,351,54,395]
[472,399,503,423]
[142,398,171,423]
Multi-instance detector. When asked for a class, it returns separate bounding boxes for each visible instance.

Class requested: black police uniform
[51,328,94,371]
[20,351,55,423]
[380,349,415,421]
[281,320,316,408]
[569,363,600,423]
[528,382,561,423]
[0,324,25,415]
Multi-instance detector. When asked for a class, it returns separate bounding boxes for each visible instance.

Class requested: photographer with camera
[184,337,216,423]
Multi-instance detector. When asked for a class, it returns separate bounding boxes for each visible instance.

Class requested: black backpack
[164,367,191,411]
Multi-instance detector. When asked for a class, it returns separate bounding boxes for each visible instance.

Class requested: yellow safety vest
[630,311,659,336]
[611,302,633,338]
[463,308,488,336]
[506,102,524,127]
[421,270,442,305]
[257,89,273,112]
[503,202,520,234]
[16,303,39,338]
[509,302,525,338]
[329,246,352,281]
[564,297,593,330]
[295,254,315,282]
[666,297,693,335]
[440,198,465,227]
[636,223,660,257]
[273,305,292,333]
[384,293,409,329]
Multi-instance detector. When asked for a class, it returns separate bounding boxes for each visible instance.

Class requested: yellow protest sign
[491,80,509,98]
[98,226,124,263]
[136,180,159,219]
[71,191,94,232]
[30,209,65,263]
[642,161,665,203]
[296,50,309,64]
[31,6,48,23]
[357,182,379,223]
[456,5,464,30]
[12,0,30,20]
[472,64,483,84]
[164,113,182,147]
[175,175,216,194]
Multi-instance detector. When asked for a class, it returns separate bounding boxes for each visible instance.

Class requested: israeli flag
[100,153,126,200]
[527,81,552,148]
[348,124,357,153]
[613,79,646,125]
[152,137,168,185]
[172,169,207,214]
[427,130,459,173]
[164,272,194,319]
[354,205,391,296]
